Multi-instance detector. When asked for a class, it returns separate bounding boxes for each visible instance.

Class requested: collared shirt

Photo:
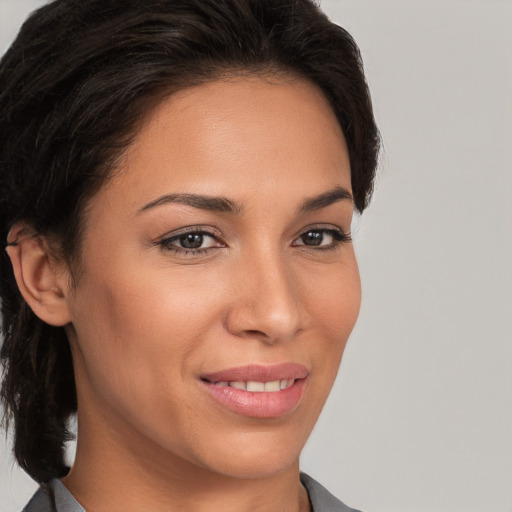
[22,473,362,512]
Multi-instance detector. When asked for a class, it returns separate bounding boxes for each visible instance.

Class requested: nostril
[244,329,268,337]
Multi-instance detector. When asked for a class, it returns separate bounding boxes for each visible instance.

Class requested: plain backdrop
[1,1,511,511]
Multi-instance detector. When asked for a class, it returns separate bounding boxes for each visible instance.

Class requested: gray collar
[24,473,362,512]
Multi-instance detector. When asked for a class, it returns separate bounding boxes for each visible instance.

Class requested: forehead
[91,76,351,217]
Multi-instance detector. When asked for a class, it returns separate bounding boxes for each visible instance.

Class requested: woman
[0,0,379,511]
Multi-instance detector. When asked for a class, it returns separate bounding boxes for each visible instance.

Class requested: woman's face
[64,76,361,479]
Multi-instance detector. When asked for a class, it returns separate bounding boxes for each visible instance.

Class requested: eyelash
[156,226,352,257]
[156,227,223,256]
[293,227,352,250]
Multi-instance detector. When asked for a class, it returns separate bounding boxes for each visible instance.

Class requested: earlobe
[6,223,72,327]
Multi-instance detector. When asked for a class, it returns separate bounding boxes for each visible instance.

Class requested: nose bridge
[226,242,302,342]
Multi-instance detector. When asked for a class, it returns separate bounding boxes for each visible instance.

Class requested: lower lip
[201,378,307,419]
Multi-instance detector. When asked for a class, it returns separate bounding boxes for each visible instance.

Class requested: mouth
[200,363,309,418]
[207,379,297,392]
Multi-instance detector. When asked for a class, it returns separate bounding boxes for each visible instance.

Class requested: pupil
[180,233,203,249]
[303,231,322,246]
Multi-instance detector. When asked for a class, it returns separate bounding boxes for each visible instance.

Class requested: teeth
[264,380,280,392]
[246,381,265,392]
[229,381,246,390]
[213,379,295,392]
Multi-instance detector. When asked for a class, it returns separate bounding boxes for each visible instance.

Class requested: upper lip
[201,363,309,383]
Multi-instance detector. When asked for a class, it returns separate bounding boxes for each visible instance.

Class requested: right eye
[157,229,224,255]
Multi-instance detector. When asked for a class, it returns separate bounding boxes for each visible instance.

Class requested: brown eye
[179,233,205,249]
[294,228,350,249]
[159,230,222,253]
[300,231,324,246]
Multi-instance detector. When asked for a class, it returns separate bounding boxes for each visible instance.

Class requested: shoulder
[22,480,84,512]
[300,473,363,512]
[22,484,55,512]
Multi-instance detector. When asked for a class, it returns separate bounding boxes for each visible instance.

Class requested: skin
[9,76,360,512]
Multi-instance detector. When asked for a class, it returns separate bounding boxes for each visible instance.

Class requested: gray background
[1,1,511,511]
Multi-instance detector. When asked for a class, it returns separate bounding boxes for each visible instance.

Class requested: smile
[212,379,296,392]
[201,364,308,418]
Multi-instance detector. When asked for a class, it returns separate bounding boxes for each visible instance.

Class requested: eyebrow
[299,186,353,213]
[138,193,244,215]
[138,186,353,216]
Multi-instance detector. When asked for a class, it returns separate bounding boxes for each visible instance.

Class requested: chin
[211,453,301,480]
[190,427,307,480]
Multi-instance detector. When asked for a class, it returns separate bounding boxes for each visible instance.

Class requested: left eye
[294,229,346,248]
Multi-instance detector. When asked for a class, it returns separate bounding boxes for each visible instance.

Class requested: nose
[224,247,303,344]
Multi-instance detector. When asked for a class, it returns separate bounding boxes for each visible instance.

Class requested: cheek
[68,258,227,391]
[302,255,361,382]
[305,252,361,335]
[66,265,227,454]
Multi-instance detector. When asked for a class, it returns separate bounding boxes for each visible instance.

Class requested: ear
[6,223,72,326]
